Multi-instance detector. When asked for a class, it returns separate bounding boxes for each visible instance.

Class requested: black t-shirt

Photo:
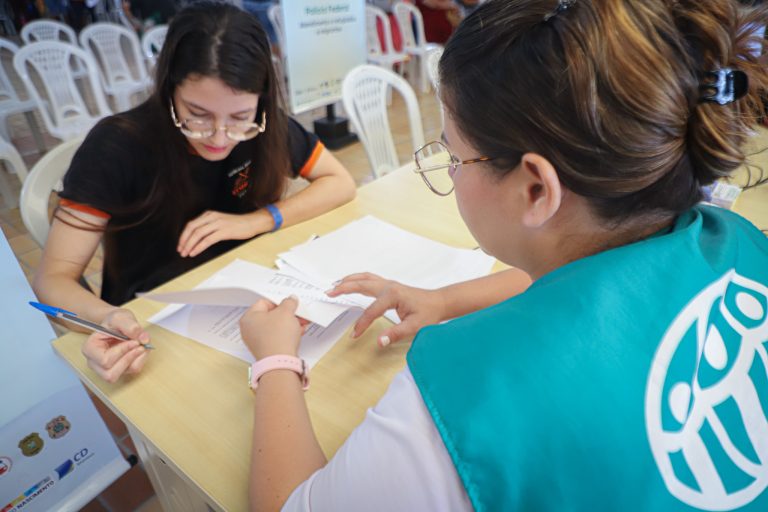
[60,103,322,305]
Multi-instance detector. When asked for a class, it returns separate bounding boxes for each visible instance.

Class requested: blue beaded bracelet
[265,203,283,232]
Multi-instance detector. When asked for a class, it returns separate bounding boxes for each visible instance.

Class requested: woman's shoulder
[87,101,156,143]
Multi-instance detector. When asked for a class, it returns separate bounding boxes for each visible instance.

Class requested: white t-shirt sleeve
[282,367,473,512]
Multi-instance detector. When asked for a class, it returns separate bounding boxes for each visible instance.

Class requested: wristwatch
[248,355,310,391]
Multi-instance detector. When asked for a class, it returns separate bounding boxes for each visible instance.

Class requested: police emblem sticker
[46,415,71,439]
[645,270,768,511]
[18,433,44,457]
[0,456,11,477]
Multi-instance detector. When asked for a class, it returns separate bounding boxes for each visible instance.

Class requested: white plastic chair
[20,136,85,247]
[393,1,441,93]
[0,136,28,208]
[342,64,425,179]
[20,19,89,80]
[13,41,113,142]
[141,24,168,73]
[108,0,135,29]
[268,4,286,53]
[426,46,443,93]
[20,19,78,45]
[0,39,46,153]
[79,22,151,112]
[365,5,409,74]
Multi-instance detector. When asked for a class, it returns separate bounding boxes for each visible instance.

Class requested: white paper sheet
[277,215,496,293]
[141,259,355,328]
[146,216,495,368]
[149,303,362,367]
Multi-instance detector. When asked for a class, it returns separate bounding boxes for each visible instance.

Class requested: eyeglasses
[169,102,267,142]
[413,140,493,196]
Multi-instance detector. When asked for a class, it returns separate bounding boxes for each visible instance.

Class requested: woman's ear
[518,153,563,228]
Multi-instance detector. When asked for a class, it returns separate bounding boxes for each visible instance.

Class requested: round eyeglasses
[413,140,493,196]
[170,102,267,142]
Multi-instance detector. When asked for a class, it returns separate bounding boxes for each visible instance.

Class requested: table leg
[126,425,217,512]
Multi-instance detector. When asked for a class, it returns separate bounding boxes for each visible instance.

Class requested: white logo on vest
[646,270,768,511]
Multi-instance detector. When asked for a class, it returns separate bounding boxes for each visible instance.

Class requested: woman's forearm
[250,371,326,512]
[33,270,116,330]
[438,267,532,320]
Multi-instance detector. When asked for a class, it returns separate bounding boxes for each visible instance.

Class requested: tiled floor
[1,78,442,511]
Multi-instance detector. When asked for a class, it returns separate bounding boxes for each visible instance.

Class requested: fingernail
[379,335,390,347]
[139,332,150,343]
[289,294,299,301]
[324,288,335,295]
[351,330,359,339]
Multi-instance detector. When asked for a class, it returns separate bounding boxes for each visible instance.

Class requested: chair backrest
[13,41,112,141]
[0,39,23,105]
[342,64,424,178]
[0,135,28,182]
[426,46,443,91]
[365,5,396,58]
[267,5,286,51]
[21,20,78,45]
[79,23,149,93]
[109,0,134,29]
[393,2,427,52]
[20,136,85,247]
[141,24,168,62]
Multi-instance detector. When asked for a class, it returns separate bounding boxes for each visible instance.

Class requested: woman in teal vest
[239,0,768,510]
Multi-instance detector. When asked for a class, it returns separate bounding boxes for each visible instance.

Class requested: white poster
[0,234,128,512]
[282,1,367,113]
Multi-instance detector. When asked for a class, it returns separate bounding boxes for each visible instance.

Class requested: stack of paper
[146,216,495,366]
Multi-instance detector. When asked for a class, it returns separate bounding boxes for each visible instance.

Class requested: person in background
[416,0,461,44]
[238,0,768,510]
[33,2,356,382]
[65,0,93,30]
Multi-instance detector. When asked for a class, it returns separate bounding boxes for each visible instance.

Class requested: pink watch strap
[249,355,309,391]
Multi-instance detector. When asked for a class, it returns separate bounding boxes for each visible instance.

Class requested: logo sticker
[46,415,71,439]
[54,459,74,480]
[18,433,44,457]
[0,456,11,477]
[645,270,768,510]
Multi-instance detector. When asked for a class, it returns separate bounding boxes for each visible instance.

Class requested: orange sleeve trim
[298,141,324,178]
[59,199,111,219]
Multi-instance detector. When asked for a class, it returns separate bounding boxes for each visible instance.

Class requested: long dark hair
[104,1,288,230]
[78,2,290,285]
[440,0,768,223]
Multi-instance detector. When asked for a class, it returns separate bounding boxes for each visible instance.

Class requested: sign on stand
[0,234,129,512]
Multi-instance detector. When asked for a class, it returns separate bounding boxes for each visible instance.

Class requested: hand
[178,210,260,258]
[82,309,150,383]
[326,273,447,347]
[240,297,304,360]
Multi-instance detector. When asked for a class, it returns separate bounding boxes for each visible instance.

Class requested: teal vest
[408,206,768,511]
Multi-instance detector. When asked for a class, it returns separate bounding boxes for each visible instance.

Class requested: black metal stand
[313,104,357,150]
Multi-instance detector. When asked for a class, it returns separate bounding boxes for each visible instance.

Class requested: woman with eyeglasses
[238,0,768,510]
[32,1,356,382]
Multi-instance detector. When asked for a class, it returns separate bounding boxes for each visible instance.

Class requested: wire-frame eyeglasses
[413,140,494,196]
[169,101,267,142]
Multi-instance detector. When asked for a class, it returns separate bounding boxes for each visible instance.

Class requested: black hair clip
[543,0,575,22]
[699,68,748,105]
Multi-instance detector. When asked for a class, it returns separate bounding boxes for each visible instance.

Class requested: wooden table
[51,164,482,511]
[50,156,768,511]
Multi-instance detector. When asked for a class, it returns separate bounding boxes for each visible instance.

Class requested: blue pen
[29,302,155,349]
